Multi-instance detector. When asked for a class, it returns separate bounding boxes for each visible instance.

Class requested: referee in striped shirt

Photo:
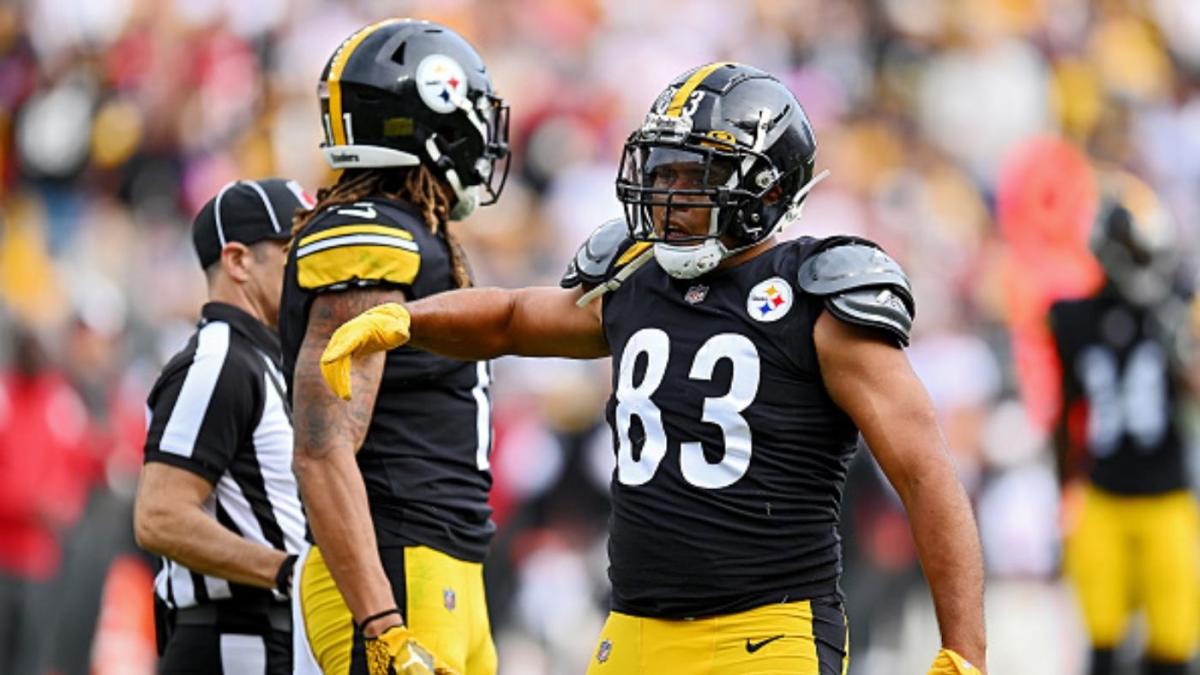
[134,178,310,674]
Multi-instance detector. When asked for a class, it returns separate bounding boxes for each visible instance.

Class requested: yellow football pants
[1064,485,1199,662]
[585,599,848,675]
[294,545,496,675]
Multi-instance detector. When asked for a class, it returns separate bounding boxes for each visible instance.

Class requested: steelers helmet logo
[417,54,468,114]
[746,277,793,322]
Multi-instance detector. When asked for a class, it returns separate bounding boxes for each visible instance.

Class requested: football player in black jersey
[279,19,510,675]
[1052,172,1197,675]
[320,63,986,674]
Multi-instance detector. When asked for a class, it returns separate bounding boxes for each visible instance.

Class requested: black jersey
[1050,290,1188,495]
[601,237,863,619]
[279,198,494,562]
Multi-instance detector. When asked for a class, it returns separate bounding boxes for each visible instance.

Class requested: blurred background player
[281,18,510,675]
[134,178,310,673]
[319,62,986,675]
[1051,171,1198,675]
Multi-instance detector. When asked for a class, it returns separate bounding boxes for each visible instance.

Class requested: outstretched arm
[407,286,607,359]
[815,312,987,672]
[292,287,402,636]
[320,285,607,400]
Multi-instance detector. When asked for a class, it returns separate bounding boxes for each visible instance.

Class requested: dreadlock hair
[291,165,473,288]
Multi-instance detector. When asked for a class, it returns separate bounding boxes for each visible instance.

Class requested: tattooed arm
[292,286,406,636]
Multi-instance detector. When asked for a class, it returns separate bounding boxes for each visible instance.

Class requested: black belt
[174,601,292,633]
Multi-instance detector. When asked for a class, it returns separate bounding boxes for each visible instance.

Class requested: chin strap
[425,135,479,220]
[575,246,656,307]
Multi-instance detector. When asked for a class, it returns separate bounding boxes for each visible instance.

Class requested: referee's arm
[135,332,293,593]
[135,464,288,590]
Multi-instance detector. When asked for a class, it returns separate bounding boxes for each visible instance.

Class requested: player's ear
[763,185,784,204]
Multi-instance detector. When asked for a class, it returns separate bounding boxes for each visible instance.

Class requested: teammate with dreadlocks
[279,19,509,675]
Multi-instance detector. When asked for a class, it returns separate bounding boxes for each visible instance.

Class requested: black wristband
[357,608,403,634]
[275,554,298,596]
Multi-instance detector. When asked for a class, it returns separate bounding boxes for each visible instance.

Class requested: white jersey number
[1076,340,1168,457]
[615,329,759,489]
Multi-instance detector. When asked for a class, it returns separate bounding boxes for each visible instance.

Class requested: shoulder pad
[798,237,916,346]
[561,218,651,289]
[293,200,422,292]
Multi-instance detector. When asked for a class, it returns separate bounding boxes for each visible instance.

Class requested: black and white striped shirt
[143,302,304,610]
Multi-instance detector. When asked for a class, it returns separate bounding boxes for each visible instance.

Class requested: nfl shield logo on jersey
[685,284,709,304]
[746,277,793,322]
[596,639,613,664]
[443,588,456,611]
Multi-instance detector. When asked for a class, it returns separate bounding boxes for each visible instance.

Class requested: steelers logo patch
[417,54,468,114]
[746,277,793,322]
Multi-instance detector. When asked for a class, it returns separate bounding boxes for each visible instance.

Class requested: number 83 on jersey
[615,328,760,490]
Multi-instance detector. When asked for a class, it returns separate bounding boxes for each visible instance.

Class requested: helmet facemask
[423,93,511,219]
[616,111,800,278]
[1092,200,1178,306]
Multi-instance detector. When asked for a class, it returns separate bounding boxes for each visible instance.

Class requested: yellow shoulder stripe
[298,224,413,249]
[297,245,420,290]
[616,242,652,267]
[665,62,729,118]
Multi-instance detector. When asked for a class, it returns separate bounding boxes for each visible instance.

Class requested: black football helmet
[1091,171,1177,306]
[615,62,817,278]
[318,19,510,219]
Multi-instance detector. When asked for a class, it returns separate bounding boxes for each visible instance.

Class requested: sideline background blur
[2,0,1199,673]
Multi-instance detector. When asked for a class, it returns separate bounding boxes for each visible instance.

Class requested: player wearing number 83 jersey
[594,228,901,619]
[319,63,987,674]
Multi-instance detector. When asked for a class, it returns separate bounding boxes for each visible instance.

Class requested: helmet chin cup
[449,184,480,220]
[653,239,727,279]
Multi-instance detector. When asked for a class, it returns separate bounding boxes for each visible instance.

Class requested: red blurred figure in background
[0,325,91,674]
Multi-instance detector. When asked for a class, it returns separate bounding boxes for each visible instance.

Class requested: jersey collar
[200,302,282,365]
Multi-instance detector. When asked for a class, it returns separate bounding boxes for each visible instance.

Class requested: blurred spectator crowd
[3,0,1200,673]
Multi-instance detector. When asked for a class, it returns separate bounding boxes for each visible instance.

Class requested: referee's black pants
[158,600,292,674]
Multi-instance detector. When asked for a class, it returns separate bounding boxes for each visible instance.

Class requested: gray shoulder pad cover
[797,242,916,346]
[561,218,637,288]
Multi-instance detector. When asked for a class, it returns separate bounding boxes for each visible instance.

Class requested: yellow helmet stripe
[665,62,730,118]
[327,19,402,147]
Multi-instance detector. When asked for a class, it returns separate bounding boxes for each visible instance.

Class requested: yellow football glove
[320,303,411,400]
[927,648,983,674]
[364,624,456,675]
